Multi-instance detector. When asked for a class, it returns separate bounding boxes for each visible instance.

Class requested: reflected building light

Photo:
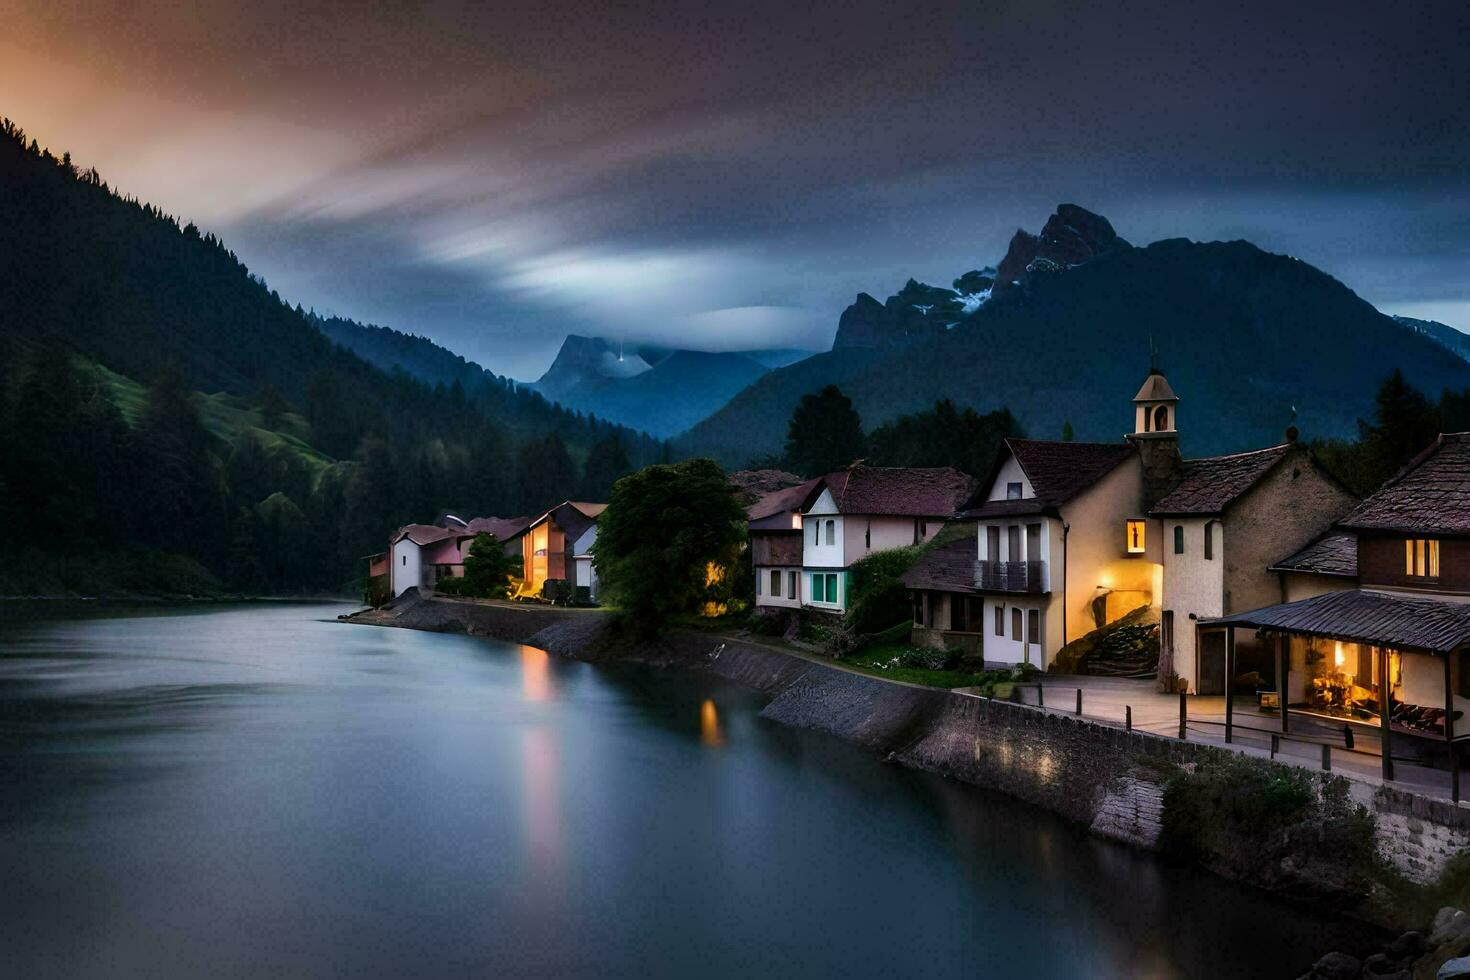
[521,727,563,883]
[521,647,553,702]
[700,699,725,747]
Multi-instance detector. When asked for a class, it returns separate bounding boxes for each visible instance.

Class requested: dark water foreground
[0,603,1370,978]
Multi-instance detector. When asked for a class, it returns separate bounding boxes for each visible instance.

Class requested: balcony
[974,559,1046,593]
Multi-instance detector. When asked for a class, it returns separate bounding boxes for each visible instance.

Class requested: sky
[5,0,1468,380]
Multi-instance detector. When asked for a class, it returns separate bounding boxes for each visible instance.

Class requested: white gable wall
[986,454,1033,501]
[391,539,423,597]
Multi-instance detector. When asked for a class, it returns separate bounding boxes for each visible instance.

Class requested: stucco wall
[803,489,844,569]
[843,515,933,564]
[986,454,1033,501]
[1056,458,1157,654]
[1282,571,1357,603]
[1160,517,1226,690]
[390,539,423,596]
[1222,448,1357,616]
[755,566,802,608]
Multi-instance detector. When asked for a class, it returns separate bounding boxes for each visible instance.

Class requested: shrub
[462,533,521,599]
[843,546,922,635]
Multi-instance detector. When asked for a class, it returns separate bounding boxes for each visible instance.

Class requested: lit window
[1405,538,1440,577]
[1125,520,1146,554]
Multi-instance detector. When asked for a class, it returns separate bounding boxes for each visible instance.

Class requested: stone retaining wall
[346,596,1470,900]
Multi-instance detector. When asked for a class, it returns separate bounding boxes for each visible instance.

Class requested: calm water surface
[0,603,1371,978]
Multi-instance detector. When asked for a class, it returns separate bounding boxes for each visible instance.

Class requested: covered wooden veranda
[1203,589,1470,795]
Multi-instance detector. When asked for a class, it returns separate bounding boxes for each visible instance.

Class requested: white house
[797,465,975,615]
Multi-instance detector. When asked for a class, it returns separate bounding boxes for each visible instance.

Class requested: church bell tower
[1127,366,1183,508]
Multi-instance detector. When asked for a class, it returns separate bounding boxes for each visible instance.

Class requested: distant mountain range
[677,205,1470,465]
[527,335,811,437]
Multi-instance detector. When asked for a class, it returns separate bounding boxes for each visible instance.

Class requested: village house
[905,435,1157,668]
[1152,439,1357,694]
[386,515,531,597]
[796,465,974,616]
[749,477,819,610]
[519,501,606,601]
[1207,432,1470,783]
[904,368,1355,677]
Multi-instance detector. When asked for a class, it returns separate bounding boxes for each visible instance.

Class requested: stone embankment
[346,593,1470,930]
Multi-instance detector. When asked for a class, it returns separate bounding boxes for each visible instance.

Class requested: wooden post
[1125,705,1132,732]
[1446,652,1459,804]
[1379,645,1395,781]
[1343,725,1354,750]
[1276,633,1289,734]
[1270,734,1279,758]
[1037,684,1044,709]
[1224,628,1236,745]
[1322,743,1331,771]
[1075,688,1083,716]
[1178,690,1187,740]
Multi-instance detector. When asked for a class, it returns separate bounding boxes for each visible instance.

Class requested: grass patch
[841,643,1035,690]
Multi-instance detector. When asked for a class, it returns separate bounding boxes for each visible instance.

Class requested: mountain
[0,116,658,595]
[530,335,812,437]
[679,205,1470,465]
[1395,315,1470,364]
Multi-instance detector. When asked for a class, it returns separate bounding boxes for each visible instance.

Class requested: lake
[0,602,1368,977]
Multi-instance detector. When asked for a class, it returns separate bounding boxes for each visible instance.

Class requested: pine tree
[783,385,865,477]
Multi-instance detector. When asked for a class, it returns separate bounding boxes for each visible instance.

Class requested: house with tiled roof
[748,476,821,610]
[1204,433,1470,783]
[388,515,534,597]
[790,464,975,615]
[520,501,607,600]
[903,368,1356,679]
[1152,439,1356,693]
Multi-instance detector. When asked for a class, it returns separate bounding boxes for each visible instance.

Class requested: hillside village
[376,366,1470,800]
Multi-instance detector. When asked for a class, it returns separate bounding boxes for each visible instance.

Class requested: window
[812,573,838,604]
[770,570,781,596]
[994,604,1004,636]
[1125,519,1146,554]
[811,574,824,603]
[1204,521,1214,561]
[1405,538,1440,578]
[788,571,797,599]
[1173,525,1185,554]
[402,555,407,566]
[987,525,1001,561]
[1006,482,1023,500]
[811,521,818,546]
[825,520,835,546]
[1007,525,1021,561]
[1011,607,1022,641]
[1026,523,1041,561]
[1154,405,1169,431]
[1161,610,1174,655]
[1027,609,1039,645]
[826,573,838,604]
[951,597,968,632]
[756,572,762,596]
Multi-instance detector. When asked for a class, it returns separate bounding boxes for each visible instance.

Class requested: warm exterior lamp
[1334,641,1345,668]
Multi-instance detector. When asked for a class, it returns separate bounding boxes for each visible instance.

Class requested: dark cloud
[6,0,1469,378]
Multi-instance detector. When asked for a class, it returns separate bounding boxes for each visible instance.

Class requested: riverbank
[344,594,1470,936]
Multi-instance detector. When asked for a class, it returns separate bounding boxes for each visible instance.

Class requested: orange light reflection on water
[521,647,553,702]
[700,699,724,746]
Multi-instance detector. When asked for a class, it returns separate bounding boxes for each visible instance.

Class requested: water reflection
[520,646,554,702]
[699,699,724,747]
[520,726,563,879]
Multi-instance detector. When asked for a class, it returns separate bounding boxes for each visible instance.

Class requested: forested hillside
[0,118,659,596]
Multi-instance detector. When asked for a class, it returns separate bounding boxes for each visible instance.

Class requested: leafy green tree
[593,459,747,628]
[462,534,522,598]
[784,385,865,477]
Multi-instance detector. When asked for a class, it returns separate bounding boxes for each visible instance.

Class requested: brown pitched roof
[393,524,455,546]
[748,476,824,521]
[1208,588,1470,655]
[1339,433,1470,535]
[900,537,979,593]
[967,440,1136,517]
[1132,371,1179,403]
[1149,444,1292,516]
[1270,531,1358,578]
[827,465,976,518]
[729,468,806,504]
[464,516,534,541]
